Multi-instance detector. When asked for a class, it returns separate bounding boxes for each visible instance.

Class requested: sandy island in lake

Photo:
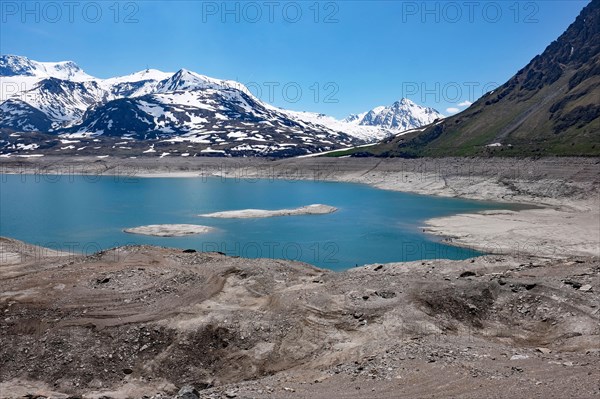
[123,224,215,237]
[199,204,337,218]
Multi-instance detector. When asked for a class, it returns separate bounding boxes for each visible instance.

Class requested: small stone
[563,280,582,289]
[562,361,574,367]
[579,284,592,292]
[179,385,200,399]
[510,354,529,360]
[536,348,552,354]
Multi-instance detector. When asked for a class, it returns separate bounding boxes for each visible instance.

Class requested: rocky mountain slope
[361,0,600,157]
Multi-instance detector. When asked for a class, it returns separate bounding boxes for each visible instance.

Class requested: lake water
[0,174,510,270]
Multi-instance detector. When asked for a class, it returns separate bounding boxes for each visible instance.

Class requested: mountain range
[0,56,443,157]
[2,2,597,159]
[357,0,600,157]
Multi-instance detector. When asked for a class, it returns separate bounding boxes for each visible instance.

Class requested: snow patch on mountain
[0,55,95,81]
[282,110,392,142]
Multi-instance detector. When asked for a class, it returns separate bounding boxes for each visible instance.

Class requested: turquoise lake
[0,174,510,270]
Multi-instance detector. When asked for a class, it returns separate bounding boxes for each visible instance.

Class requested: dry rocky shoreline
[0,156,598,398]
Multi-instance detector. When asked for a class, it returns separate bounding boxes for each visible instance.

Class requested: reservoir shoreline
[1,156,598,259]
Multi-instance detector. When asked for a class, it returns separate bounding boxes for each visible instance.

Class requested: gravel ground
[0,239,598,398]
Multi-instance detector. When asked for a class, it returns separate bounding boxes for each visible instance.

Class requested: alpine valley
[0,56,443,158]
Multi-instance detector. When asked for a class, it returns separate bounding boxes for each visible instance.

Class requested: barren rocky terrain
[1,156,599,398]
[0,238,598,398]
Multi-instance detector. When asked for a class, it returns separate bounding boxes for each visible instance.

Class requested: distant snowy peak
[0,55,37,76]
[158,69,212,92]
[157,69,240,93]
[284,99,442,143]
[102,69,173,98]
[283,109,391,142]
[103,69,172,84]
[0,55,94,81]
[343,112,367,124]
[43,61,93,81]
[349,98,443,131]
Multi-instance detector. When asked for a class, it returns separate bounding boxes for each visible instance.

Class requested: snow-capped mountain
[101,69,173,98]
[345,99,443,131]
[285,100,444,142]
[64,86,358,154]
[0,56,361,156]
[156,69,238,93]
[0,99,54,132]
[281,110,393,142]
[0,55,442,157]
[21,79,108,124]
[0,55,95,81]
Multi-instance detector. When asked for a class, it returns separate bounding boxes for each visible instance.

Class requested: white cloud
[446,107,460,114]
[458,100,473,107]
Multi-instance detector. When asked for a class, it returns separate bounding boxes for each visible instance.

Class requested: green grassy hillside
[360,0,599,158]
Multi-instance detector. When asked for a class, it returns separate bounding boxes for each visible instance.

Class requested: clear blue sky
[0,0,589,118]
